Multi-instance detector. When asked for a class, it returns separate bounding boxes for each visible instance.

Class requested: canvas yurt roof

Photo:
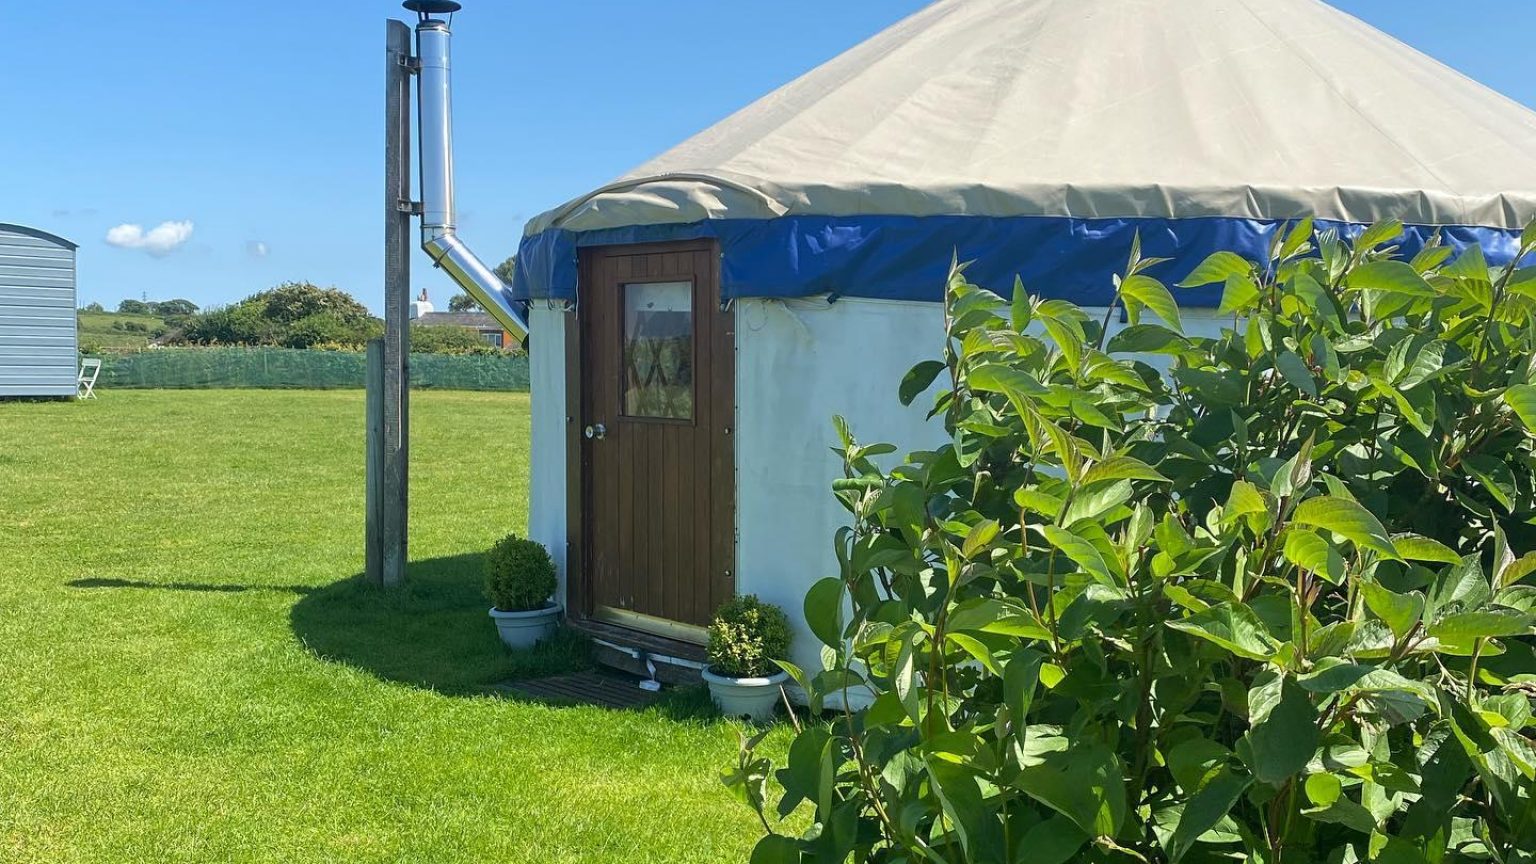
[514,0,1536,305]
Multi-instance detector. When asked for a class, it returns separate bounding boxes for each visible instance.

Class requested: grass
[0,390,785,863]
[76,310,173,351]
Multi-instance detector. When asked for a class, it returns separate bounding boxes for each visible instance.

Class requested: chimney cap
[403,0,461,16]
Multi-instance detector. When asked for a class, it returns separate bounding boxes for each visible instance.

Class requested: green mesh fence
[96,348,529,391]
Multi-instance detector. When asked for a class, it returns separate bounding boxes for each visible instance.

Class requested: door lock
[584,423,607,440]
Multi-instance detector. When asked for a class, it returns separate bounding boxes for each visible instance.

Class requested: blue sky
[4,1,1534,313]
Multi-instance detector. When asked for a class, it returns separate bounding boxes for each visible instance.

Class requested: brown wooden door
[579,242,734,644]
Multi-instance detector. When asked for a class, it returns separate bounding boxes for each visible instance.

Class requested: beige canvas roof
[527,0,1536,238]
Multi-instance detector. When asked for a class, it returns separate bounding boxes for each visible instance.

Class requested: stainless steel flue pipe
[413,14,528,340]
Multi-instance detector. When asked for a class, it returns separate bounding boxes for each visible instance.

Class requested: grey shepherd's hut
[0,223,78,397]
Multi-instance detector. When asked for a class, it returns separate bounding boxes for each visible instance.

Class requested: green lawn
[0,390,778,863]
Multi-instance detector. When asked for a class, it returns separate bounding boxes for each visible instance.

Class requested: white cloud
[246,240,270,259]
[105,220,195,257]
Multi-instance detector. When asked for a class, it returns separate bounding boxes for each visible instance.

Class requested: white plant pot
[701,668,789,722]
[488,602,561,650]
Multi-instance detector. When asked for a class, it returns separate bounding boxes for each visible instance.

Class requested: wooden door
[579,242,734,644]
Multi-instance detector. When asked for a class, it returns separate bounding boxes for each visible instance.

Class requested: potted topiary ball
[701,595,792,722]
[485,533,560,650]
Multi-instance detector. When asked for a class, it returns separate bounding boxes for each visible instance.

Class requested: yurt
[508,0,1536,675]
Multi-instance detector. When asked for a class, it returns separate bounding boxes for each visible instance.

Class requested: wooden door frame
[564,239,734,655]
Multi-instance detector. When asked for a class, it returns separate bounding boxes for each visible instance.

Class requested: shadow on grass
[69,577,315,594]
[289,553,590,696]
[289,554,733,721]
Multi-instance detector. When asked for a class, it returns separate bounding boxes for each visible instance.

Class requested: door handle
[584,423,607,440]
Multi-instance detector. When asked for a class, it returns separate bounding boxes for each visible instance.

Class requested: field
[76,310,172,351]
[0,390,780,863]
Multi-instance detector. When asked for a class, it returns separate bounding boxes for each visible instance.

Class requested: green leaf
[1429,555,1491,618]
[927,758,1005,864]
[1523,219,1536,253]
[1303,796,1379,834]
[1280,217,1315,260]
[1166,739,1232,794]
[1497,552,1536,589]
[1178,251,1252,287]
[1346,261,1435,296]
[899,360,946,406]
[1013,815,1088,864]
[1224,480,1271,529]
[1004,651,1045,748]
[1011,275,1031,332]
[1218,274,1260,315]
[1462,454,1516,513]
[776,726,832,818]
[1444,243,1491,283]
[1272,438,1315,500]
[1060,480,1132,527]
[1081,456,1169,485]
[1120,275,1183,333]
[946,632,1002,676]
[1275,350,1318,398]
[1104,324,1189,355]
[1298,658,1375,693]
[969,363,1047,412]
[1427,610,1534,641]
[1394,340,1446,390]
[749,835,802,864]
[1291,272,1344,332]
[1362,582,1424,641]
[1290,496,1400,560]
[1304,772,1342,807]
[1392,534,1460,565]
[1016,744,1127,838]
[1240,679,1320,785]
[1166,603,1279,661]
[1503,384,1536,431]
[961,519,999,560]
[1283,529,1344,584]
[1356,220,1404,252]
[803,577,844,649]
[1166,769,1250,863]
[1040,525,1120,587]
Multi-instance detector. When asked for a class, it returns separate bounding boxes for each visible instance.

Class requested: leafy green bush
[411,324,505,355]
[707,595,792,678]
[484,534,556,612]
[726,221,1536,864]
[174,282,381,350]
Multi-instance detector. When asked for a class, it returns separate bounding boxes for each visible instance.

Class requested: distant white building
[409,288,434,320]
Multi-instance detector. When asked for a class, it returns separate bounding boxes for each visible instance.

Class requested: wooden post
[373,18,413,587]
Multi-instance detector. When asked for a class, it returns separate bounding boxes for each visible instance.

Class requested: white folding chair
[77,358,101,399]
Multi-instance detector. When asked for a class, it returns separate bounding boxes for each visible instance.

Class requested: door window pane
[622,281,693,420]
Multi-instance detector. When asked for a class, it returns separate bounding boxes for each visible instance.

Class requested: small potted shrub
[484,533,560,649]
[701,595,791,721]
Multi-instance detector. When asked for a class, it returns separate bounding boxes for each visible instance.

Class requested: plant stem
[1467,637,1485,703]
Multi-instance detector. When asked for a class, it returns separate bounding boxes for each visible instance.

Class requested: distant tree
[117,299,150,315]
[82,302,105,313]
[149,299,199,317]
[493,255,515,287]
[448,293,481,312]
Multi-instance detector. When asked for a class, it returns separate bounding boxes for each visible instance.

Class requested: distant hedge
[94,347,528,391]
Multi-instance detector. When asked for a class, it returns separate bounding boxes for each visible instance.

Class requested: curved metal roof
[0,223,78,251]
